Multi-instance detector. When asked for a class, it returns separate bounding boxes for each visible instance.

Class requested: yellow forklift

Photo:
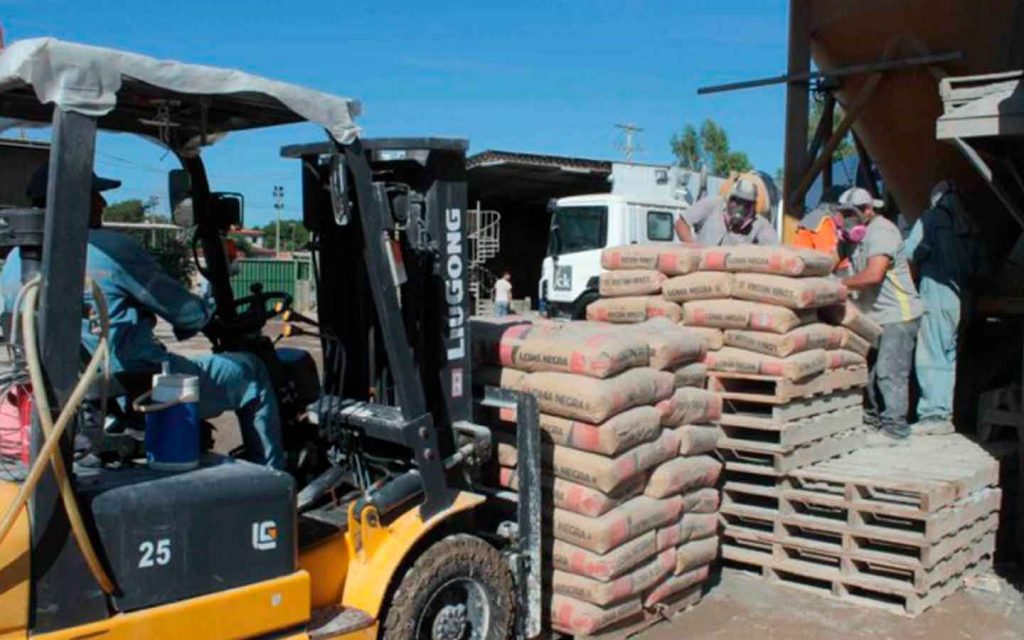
[0,38,540,639]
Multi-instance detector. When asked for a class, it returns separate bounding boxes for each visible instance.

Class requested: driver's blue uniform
[0,229,284,469]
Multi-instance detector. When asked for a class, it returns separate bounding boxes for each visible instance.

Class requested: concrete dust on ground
[637,568,1024,640]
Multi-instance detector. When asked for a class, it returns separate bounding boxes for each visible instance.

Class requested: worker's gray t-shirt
[682,195,780,247]
[850,215,922,325]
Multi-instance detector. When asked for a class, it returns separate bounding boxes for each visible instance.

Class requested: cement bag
[513,368,674,423]
[599,269,666,297]
[474,366,528,390]
[679,487,721,514]
[551,495,684,554]
[499,467,646,517]
[840,327,872,357]
[552,549,676,607]
[498,405,662,456]
[705,347,828,381]
[551,532,658,582]
[632,317,707,370]
[825,349,868,369]
[675,536,720,575]
[644,566,710,608]
[495,324,649,378]
[657,513,719,551]
[601,244,663,270]
[662,271,735,303]
[683,326,724,351]
[656,245,703,276]
[496,441,518,467]
[550,595,642,636]
[644,456,723,499]
[675,424,722,456]
[682,299,804,334]
[732,274,848,310]
[819,300,883,345]
[542,430,679,494]
[469,316,533,365]
[587,296,682,324]
[673,362,708,388]
[723,323,843,358]
[700,244,836,276]
[656,387,723,427]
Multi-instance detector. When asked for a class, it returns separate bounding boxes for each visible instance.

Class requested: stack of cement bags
[472,315,724,636]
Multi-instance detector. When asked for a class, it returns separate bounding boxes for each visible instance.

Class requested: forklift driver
[1,165,285,469]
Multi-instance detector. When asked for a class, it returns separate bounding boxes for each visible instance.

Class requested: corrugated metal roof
[467,149,611,172]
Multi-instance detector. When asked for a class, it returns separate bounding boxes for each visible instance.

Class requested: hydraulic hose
[0,276,116,594]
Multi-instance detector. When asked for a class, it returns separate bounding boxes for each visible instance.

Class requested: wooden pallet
[722,478,1002,545]
[721,532,995,615]
[708,367,868,404]
[719,389,863,430]
[718,429,866,474]
[722,500,999,571]
[719,406,864,450]
[788,434,1000,513]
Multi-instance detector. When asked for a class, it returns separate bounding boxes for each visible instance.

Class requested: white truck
[539,193,688,319]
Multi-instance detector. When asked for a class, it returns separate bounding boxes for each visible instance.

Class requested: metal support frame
[789,73,883,210]
[342,140,452,519]
[952,137,1024,230]
[479,386,541,640]
[31,109,109,630]
[782,0,811,242]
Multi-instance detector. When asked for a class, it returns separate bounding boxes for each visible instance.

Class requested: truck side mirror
[210,192,244,230]
[169,169,194,227]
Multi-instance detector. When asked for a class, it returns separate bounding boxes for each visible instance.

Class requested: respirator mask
[832,212,867,259]
[726,198,755,233]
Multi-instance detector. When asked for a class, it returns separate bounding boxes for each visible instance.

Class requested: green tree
[261,219,310,252]
[670,118,752,176]
[102,199,146,222]
[809,100,855,161]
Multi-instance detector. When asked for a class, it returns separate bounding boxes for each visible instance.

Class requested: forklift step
[309,605,375,639]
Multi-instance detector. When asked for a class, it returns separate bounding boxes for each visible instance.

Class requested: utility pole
[273,185,284,257]
[614,122,645,161]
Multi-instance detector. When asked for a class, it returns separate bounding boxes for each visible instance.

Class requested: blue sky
[2,0,790,226]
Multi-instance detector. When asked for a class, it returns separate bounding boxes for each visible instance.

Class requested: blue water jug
[134,364,201,471]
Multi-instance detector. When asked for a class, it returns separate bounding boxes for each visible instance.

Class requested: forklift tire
[381,534,515,640]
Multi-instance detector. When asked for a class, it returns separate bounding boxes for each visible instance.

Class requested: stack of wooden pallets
[719,434,1000,615]
[711,366,868,477]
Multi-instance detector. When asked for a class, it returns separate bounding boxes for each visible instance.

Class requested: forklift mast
[283,138,472,511]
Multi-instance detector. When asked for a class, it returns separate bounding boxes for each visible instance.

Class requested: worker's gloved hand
[174,326,201,341]
[201,316,227,340]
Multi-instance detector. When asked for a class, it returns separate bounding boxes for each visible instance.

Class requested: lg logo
[252,521,278,551]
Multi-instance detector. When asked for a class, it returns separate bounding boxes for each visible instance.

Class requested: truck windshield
[548,206,608,256]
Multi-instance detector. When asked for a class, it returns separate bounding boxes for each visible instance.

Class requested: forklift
[0,38,540,639]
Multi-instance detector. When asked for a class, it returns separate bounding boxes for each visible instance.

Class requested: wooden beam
[782,0,812,242]
[789,72,883,210]
[821,95,836,194]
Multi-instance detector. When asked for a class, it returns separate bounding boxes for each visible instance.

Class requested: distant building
[0,137,49,209]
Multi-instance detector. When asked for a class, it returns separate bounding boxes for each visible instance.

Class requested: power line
[614,122,645,161]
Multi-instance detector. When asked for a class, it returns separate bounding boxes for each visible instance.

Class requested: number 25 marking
[139,539,171,568]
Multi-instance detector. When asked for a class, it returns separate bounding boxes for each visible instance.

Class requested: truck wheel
[381,534,515,640]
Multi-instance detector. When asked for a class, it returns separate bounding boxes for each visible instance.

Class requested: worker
[839,187,923,445]
[493,271,512,316]
[1,165,284,468]
[904,181,976,435]
[674,177,780,246]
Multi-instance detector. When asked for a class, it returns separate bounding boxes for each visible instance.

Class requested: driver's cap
[26,164,122,202]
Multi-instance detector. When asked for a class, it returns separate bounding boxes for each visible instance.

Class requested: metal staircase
[467,204,501,316]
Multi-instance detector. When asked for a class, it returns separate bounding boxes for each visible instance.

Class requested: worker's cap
[728,178,758,203]
[26,164,121,202]
[837,187,884,212]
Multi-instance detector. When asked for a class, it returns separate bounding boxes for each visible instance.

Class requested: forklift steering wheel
[210,285,292,339]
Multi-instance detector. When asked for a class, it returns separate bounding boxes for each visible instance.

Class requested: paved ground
[163,321,1024,639]
[635,568,1024,640]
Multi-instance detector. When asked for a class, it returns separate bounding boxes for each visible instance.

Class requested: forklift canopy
[0,38,361,146]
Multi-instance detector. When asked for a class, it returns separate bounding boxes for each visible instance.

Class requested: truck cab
[539,193,688,319]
